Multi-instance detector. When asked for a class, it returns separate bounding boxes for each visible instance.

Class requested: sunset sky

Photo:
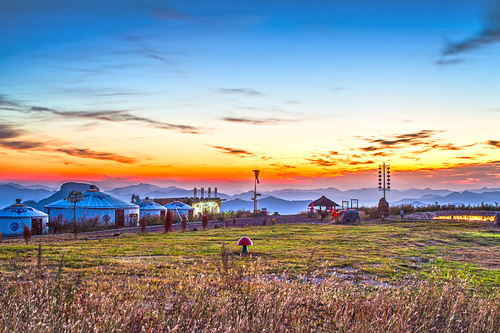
[1,0,500,191]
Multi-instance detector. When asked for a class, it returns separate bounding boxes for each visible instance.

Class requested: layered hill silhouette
[4,181,500,214]
[23,182,93,210]
[220,196,311,215]
[0,184,56,208]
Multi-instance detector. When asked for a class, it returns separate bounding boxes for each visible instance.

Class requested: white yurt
[164,201,194,220]
[132,196,167,220]
[45,185,140,228]
[0,199,48,237]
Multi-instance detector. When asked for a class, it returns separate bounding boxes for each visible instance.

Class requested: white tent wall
[0,216,49,237]
[139,209,165,220]
[47,207,139,227]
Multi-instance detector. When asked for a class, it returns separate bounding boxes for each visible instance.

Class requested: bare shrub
[165,210,173,233]
[23,225,31,245]
[181,214,187,232]
[140,217,146,233]
[202,213,209,230]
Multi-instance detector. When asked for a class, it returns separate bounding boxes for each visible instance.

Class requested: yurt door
[115,210,125,228]
[31,218,42,235]
[160,210,166,219]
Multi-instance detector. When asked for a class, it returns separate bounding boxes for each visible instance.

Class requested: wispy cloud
[28,107,202,134]
[360,130,456,152]
[0,124,22,140]
[307,130,476,168]
[439,0,500,63]
[221,116,297,125]
[0,95,19,108]
[1,93,201,134]
[0,124,45,150]
[214,88,264,96]
[270,164,296,169]
[55,148,136,164]
[436,58,465,66]
[306,150,374,168]
[487,140,500,148]
[330,86,348,93]
[306,157,337,167]
[210,145,253,157]
[357,131,478,160]
[0,123,136,163]
[0,140,45,150]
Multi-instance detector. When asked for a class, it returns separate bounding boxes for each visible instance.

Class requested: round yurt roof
[45,185,139,209]
[137,197,167,211]
[164,201,194,211]
[0,199,48,218]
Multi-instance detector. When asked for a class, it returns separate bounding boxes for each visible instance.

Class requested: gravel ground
[405,210,499,220]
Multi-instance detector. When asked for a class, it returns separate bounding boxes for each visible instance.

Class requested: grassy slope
[2,220,500,332]
[1,220,499,290]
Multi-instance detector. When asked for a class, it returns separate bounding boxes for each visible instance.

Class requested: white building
[45,185,140,228]
[0,199,48,237]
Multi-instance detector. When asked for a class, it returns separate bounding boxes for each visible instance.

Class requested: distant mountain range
[22,182,94,211]
[2,181,499,214]
[106,183,231,201]
[392,190,500,207]
[0,184,56,208]
[220,197,311,215]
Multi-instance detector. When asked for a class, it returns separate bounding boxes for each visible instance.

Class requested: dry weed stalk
[164,210,173,233]
[140,217,147,233]
[181,214,187,232]
[1,257,500,332]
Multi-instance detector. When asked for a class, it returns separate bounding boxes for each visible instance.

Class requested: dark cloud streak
[439,0,500,62]
[0,123,136,163]
[1,93,201,134]
[0,124,22,140]
[55,148,136,164]
[28,106,202,134]
[215,88,264,96]
[210,145,253,157]
[487,140,500,148]
[221,117,296,125]
[360,130,475,154]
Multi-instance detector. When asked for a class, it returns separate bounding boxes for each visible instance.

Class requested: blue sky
[1,0,500,191]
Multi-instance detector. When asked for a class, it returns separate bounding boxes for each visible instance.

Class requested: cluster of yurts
[0,185,194,237]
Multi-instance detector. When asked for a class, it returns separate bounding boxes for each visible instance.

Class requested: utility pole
[252,170,261,212]
[378,162,391,199]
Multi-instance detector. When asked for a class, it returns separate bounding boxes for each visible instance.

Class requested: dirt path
[0,214,332,244]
